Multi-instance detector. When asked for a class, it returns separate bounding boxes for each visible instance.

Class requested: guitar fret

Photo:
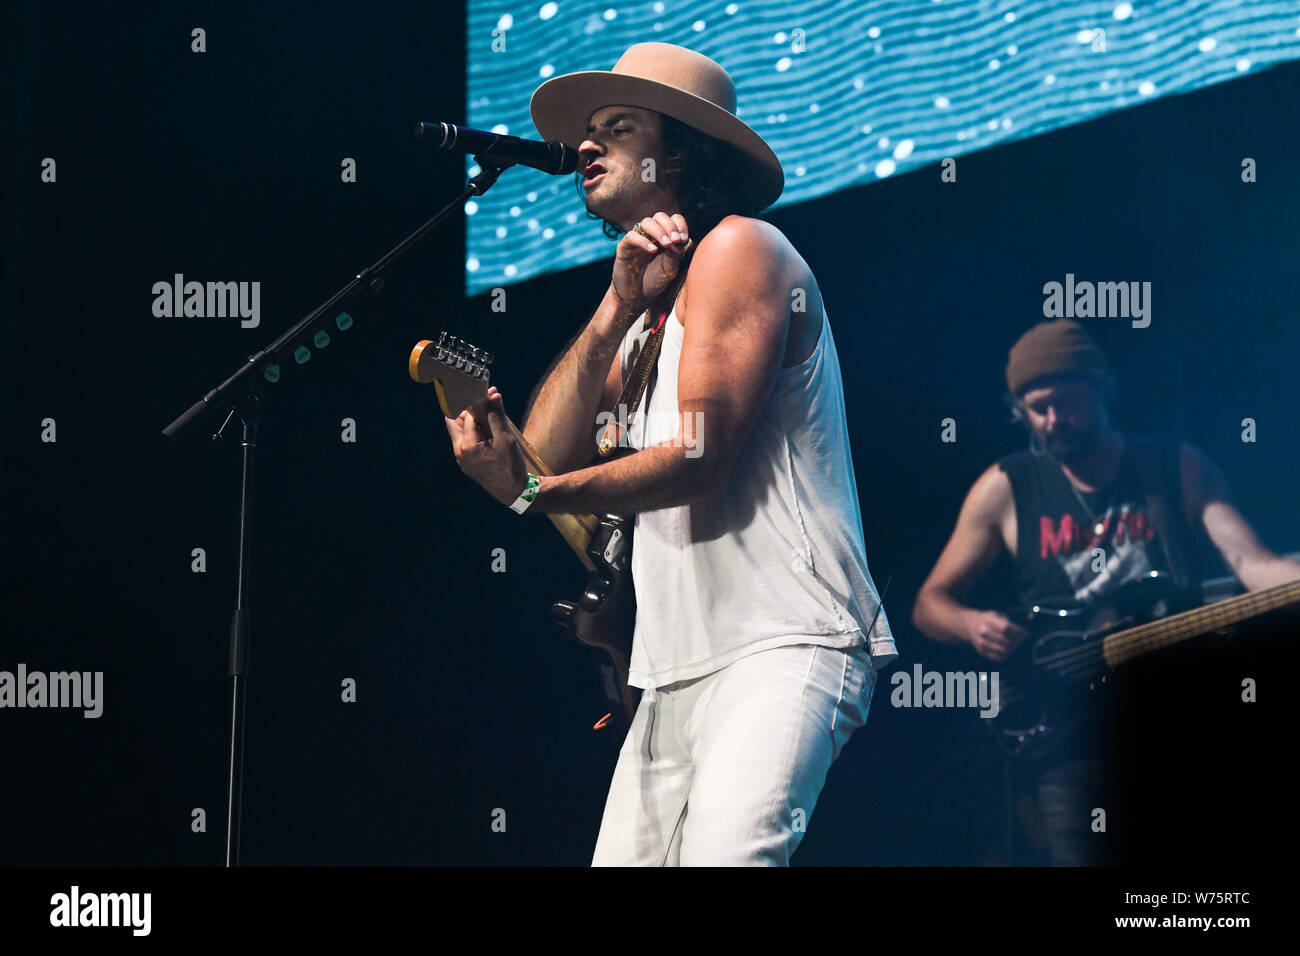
[1104,580,1300,667]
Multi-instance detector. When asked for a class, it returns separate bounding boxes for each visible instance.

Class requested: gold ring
[633,222,645,235]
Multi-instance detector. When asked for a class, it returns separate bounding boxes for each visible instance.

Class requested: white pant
[591,641,879,866]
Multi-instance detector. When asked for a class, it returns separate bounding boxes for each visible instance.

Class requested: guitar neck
[1103,578,1300,667]
[466,401,600,572]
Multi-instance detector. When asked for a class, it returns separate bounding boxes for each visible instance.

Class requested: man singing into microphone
[444,42,896,865]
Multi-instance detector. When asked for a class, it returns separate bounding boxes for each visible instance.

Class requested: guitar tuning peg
[482,351,494,366]
[436,331,447,346]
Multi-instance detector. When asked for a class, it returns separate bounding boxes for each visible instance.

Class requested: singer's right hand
[611,212,692,314]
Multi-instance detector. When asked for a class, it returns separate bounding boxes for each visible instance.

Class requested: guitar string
[1045,585,1291,673]
[1015,604,1251,688]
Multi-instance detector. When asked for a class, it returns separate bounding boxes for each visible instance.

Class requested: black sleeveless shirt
[996,435,1197,609]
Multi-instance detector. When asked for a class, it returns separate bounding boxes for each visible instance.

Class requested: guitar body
[551,514,641,731]
[990,572,1187,758]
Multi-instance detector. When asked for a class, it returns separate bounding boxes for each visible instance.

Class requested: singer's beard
[584,175,630,223]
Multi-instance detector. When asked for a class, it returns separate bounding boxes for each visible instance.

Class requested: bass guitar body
[990,572,1188,758]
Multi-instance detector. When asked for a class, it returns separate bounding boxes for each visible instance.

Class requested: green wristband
[508,473,541,514]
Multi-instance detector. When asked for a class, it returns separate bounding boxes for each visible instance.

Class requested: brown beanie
[1005,320,1109,395]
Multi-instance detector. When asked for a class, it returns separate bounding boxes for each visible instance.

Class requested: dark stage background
[3,2,1296,866]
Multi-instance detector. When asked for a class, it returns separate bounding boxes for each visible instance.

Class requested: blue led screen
[466,0,1300,295]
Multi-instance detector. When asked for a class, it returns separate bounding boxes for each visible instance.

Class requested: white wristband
[509,473,541,514]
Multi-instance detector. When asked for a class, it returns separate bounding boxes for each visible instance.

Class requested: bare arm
[528,216,796,515]
[1182,443,1300,591]
[913,465,1027,659]
[447,212,790,515]
[520,285,641,475]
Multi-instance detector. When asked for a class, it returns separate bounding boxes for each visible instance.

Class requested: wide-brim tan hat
[530,42,784,211]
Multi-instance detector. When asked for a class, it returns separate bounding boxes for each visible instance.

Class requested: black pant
[1032,753,1116,865]
[1009,715,1116,866]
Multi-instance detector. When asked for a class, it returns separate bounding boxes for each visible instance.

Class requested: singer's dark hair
[576,113,764,242]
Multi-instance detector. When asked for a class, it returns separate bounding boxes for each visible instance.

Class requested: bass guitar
[986,570,1300,757]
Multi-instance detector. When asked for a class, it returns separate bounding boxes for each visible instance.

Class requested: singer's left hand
[444,386,531,506]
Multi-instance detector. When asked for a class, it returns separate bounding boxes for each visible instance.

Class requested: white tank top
[615,303,898,690]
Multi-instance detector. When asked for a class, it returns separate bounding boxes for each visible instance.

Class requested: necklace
[1065,476,1112,538]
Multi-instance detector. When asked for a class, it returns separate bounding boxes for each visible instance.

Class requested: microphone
[415,122,579,175]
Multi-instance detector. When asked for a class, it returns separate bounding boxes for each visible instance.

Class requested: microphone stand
[162,157,514,867]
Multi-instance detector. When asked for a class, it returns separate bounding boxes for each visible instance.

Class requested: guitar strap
[1130,436,1191,591]
[597,276,686,457]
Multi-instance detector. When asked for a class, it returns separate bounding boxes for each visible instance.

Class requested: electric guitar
[986,570,1300,757]
[409,332,640,731]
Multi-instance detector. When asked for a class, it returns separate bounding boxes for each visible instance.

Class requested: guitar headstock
[409,332,495,418]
